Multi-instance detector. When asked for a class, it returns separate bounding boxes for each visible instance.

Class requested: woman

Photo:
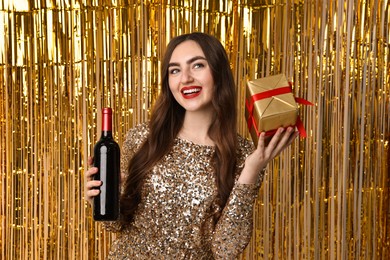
[85,32,298,259]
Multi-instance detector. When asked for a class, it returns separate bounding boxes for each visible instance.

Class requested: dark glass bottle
[93,107,120,221]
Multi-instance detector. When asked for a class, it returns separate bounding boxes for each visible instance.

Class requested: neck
[179,109,214,146]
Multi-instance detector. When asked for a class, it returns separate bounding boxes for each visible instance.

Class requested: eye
[169,68,180,75]
[193,63,205,69]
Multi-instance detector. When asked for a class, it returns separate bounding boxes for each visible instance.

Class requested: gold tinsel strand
[0,0,389,259]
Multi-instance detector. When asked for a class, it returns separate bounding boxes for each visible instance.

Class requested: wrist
[237,164,266,184]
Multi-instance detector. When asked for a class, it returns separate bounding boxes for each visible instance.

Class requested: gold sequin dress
[105,123,263,259]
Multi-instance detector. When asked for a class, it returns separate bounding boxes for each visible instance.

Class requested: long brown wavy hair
[119,32,238,227]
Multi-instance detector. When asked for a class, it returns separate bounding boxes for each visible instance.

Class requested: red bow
[246,83,314,138]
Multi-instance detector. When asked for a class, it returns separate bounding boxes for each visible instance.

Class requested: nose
[180,68,194,84]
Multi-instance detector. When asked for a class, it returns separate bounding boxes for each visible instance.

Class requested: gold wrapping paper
[245,74,298,145]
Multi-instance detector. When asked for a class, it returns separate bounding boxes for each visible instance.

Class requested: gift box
[245,74,307,146]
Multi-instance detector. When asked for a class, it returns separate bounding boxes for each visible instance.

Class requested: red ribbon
[246,83,314,138]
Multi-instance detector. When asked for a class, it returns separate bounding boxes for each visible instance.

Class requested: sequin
[104,123,264,259]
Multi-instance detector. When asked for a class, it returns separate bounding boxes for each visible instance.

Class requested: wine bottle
[93,107,120,221]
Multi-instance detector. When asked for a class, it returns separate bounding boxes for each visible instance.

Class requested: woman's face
[168,40,214,113]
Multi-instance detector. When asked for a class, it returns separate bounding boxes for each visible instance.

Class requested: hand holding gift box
[245,74,313,146]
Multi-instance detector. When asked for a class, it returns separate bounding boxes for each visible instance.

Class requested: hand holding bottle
[84,156,102,204]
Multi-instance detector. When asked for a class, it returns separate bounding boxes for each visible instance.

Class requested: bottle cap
[102,107,113,131]
[102,107,112,114]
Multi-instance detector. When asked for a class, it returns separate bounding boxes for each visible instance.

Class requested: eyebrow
[168,56,207,67]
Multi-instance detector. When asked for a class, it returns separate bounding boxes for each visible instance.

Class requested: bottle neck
[101,108,113,138]
[101,130,113,138]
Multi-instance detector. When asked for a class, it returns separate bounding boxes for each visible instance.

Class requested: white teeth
[183,88,201,94]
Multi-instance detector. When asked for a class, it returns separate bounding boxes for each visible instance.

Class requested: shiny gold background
[0,0,389,259]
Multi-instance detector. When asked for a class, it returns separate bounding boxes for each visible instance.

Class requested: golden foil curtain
[0,0,388,259]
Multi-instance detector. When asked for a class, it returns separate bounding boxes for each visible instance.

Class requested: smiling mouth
[181,87,202,99]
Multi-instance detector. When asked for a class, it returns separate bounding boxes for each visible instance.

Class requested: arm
[211,127,298,259]
[211,179,262,259]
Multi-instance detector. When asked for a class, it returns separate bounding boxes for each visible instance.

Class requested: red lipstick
[181,86,202,99]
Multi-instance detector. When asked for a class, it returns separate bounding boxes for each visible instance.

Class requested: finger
[85,167,98,177]
[283,127,298,146]
[256,132,266,152]
[86,189,100,199]
[85,167,98,179]
[284,130,299,147]
[88,156,94,166]
[278,127,295,148]
[270,127,298,158]
[266,127,285,151]
[85,180,102,190]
